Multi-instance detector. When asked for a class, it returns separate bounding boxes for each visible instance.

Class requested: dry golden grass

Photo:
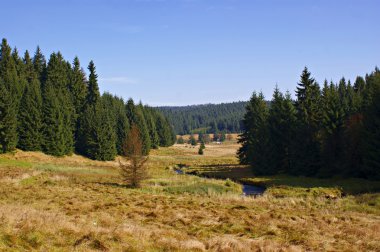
[0,145,379,251]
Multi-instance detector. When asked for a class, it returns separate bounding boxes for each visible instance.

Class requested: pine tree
[237,92,269,174]
[86,60,100,106]
[267,87,297,174]
[198,142,205,155]
[319,81,346,176]
[189,134,197,146]
[11,48,27,102]
[84,98,117,160]
[42,52,74,156]
[32,46,46,84]
[42,85,67,155]
[17,51,43,151]
[293,67,322,175]
[343,77,367,176]
[361,69,380,179]
[142,106,159,149]
[69,57,87,116]
[101,93,130,156]
[0,39,18,152]
[77,62,116,160]
[23,50,36,83]
[126,99,151,155]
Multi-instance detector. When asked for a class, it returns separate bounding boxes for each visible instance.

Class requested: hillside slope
[158,101,247,135]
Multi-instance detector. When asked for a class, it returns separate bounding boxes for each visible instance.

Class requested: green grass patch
[0,158,32,168]
[164,180,242,195]
[35,163,114,175]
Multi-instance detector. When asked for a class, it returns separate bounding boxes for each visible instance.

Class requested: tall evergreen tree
[42,52,74,155]
[86,60,100,106]
[77,62,117,160]
[156,113,175,147]
[101,93,130,155]
[361,69,380,179]
[267,87,297,174]
[32,46,46,84]
[83,97,117,160]
[319,81,346,176]
[0,39,18,152]
[143,106,160,149]
[69,57,87,116]
[293,67,322,175]
[126,99,151,155]
[237,92,269,174]
[17,51,43,151]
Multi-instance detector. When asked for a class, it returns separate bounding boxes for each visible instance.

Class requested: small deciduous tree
[119,124,149,188]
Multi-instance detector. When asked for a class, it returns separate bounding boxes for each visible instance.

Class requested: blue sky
[2,0,379,105]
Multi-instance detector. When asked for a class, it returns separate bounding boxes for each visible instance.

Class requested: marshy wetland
[0,142,379,251]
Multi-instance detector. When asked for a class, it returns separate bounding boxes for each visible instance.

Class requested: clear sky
[2,0,379,106]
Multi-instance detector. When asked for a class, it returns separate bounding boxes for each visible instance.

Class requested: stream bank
[173,165,266,196]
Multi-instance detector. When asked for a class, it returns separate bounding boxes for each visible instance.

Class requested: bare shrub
[119,124,148,188]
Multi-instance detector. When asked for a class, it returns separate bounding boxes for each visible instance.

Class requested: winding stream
[174,167,266,196]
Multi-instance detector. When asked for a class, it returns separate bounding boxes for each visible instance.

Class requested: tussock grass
[0,146,379,251]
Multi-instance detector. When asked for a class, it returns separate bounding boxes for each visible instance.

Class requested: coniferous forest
[0,38,175,160]
[158,102,247,135]
[238,67,380,179]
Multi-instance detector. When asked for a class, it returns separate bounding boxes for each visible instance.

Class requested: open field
[176,134,239,141]
[0,143,379,251]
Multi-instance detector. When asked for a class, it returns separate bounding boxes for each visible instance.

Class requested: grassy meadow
[0,142,379,251]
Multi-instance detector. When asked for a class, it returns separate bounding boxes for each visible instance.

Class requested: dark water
[174,169,184,174]
[242,184,266,196]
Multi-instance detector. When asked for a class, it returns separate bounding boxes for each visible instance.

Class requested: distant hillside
[158,101,248,135]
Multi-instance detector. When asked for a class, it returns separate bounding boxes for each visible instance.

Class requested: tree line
[0,38,175,160]
[158,102,247,135]
[238,67,380,179]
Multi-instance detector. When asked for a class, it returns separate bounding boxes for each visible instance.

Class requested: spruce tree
[319,81,346,176]
[42,52,74,156]
[237,92,269,174]
[267,87,297,174]
[77,62,117,160]
[101,93,130,156]
[293,67,322,176]
[156,113,175,147]
[86,60,100,106]
[42,85,67,155]
[0,39,18,152]
[84,98,117,160]
[126,99,151,155]
[361,69,380,179]
[142,105,159,149]
[11,48,27,102]
[17,51,43,151]
[69,57,87,116]
[32,46,46,84]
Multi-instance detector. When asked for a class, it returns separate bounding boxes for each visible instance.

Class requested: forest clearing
[0,142,379,251]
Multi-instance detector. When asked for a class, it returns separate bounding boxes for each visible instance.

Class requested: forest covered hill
[158,101,248,135]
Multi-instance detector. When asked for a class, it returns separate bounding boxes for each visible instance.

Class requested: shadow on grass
[93,182,135,189]
[191,164,380,194]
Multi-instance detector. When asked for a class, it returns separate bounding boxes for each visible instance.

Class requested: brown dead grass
[0,145,379,251]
